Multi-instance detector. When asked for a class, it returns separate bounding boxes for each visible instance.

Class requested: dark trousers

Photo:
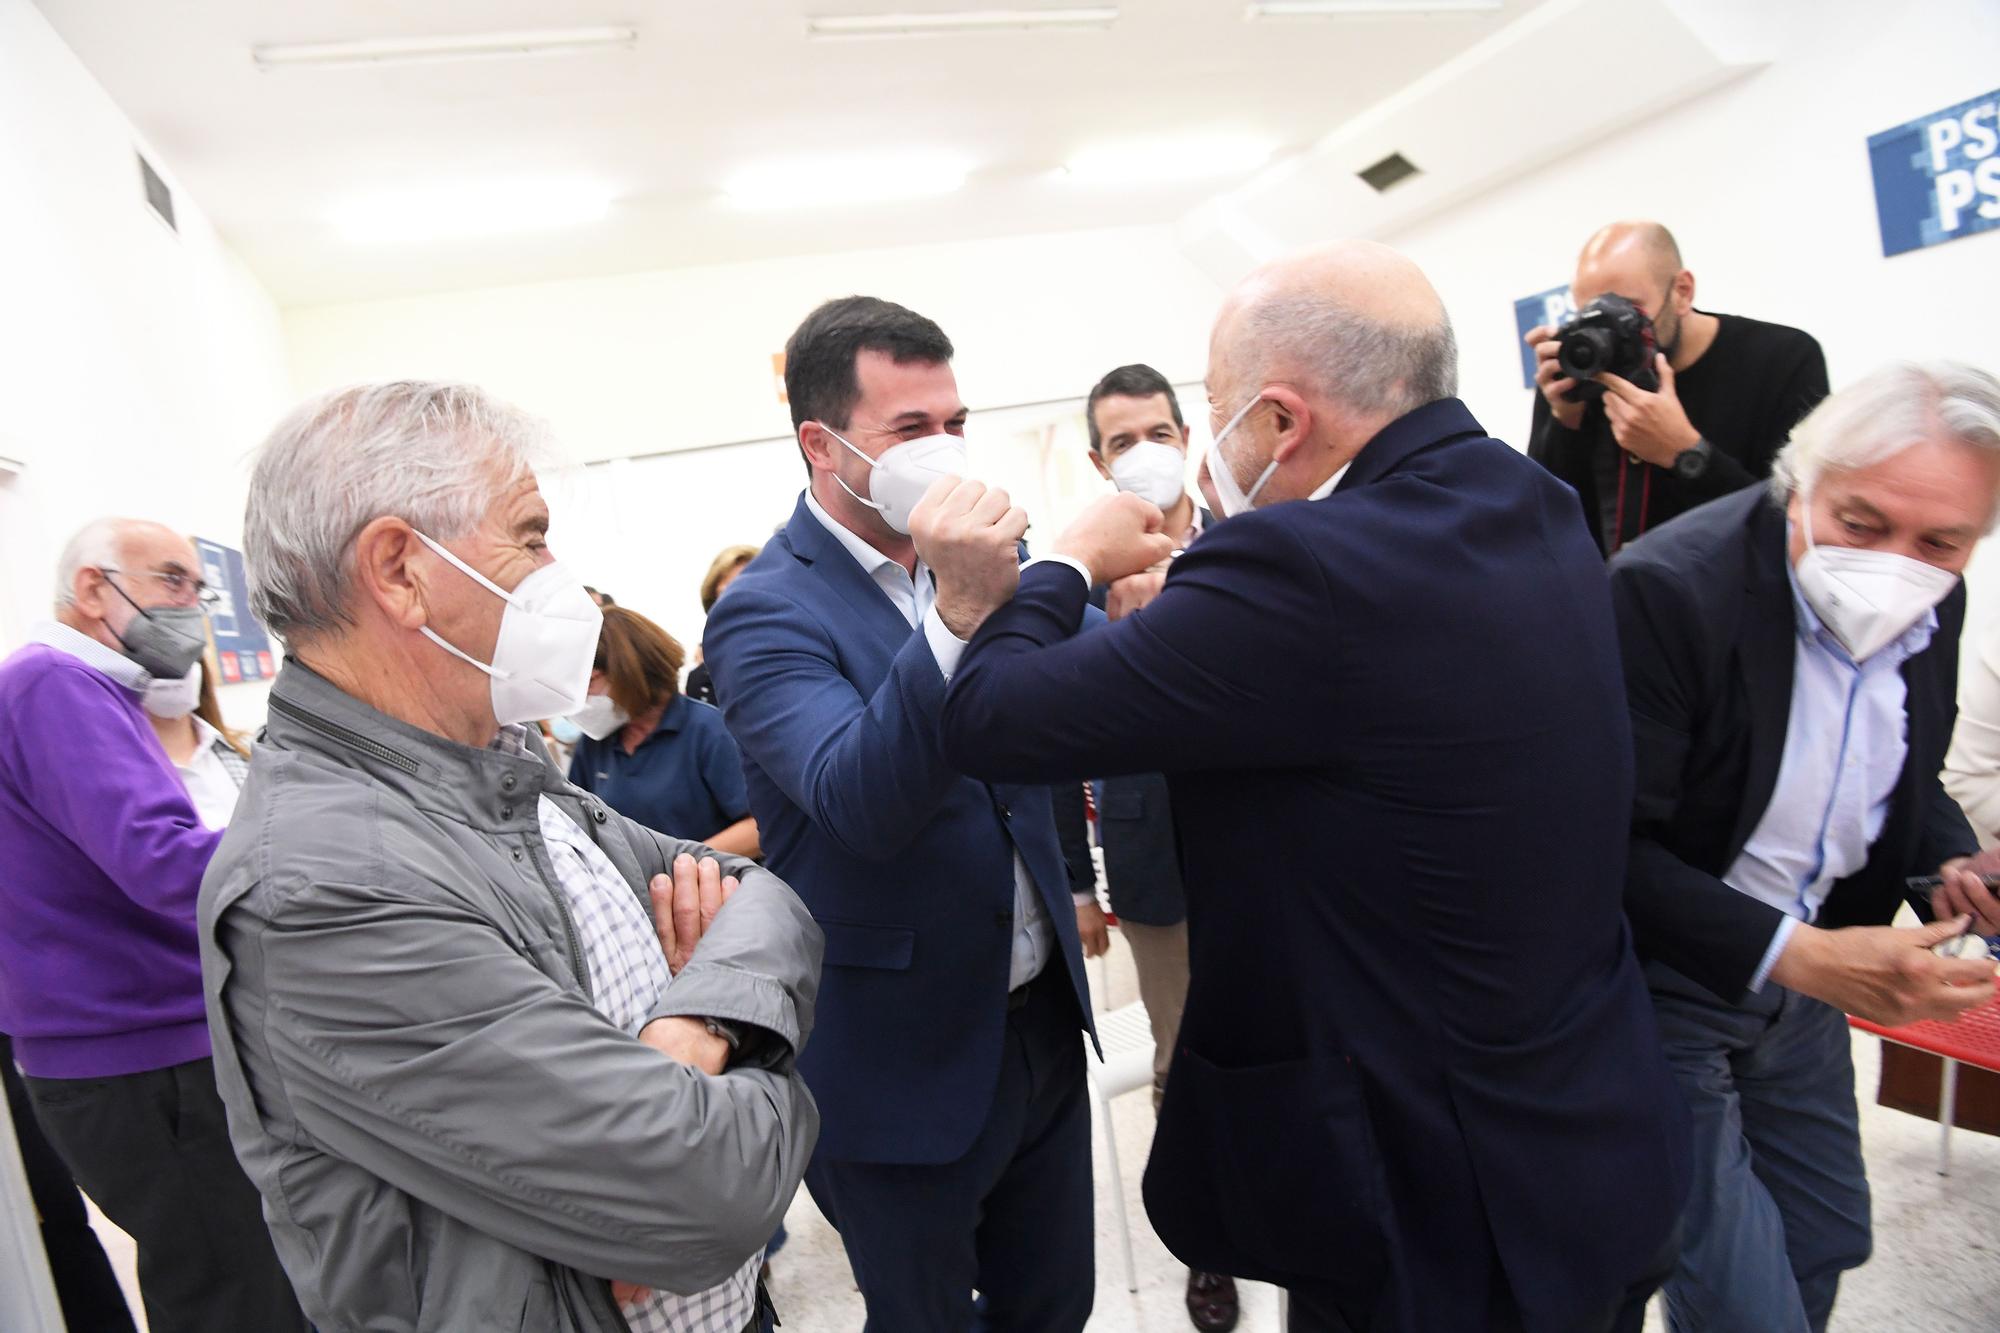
[1286,1238,1669,1333]
[805,965,1094,1333]
[3,1036,136,1333]
[1647,962,1870,1333]
[24,1057,310,1333]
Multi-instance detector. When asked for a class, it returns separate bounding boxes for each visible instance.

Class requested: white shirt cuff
[1748,914,1801,993]
[1022,554,1093,588]
[1073,891,1099,907]
[923,604,969,681]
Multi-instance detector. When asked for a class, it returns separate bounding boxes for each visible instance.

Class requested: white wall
[1379,0,2000,640]
[0,0,292,725]
[286,225,1224,646]
[1387,0,1999,443]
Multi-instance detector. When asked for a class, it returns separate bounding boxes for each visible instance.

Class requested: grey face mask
[104,576,209,680]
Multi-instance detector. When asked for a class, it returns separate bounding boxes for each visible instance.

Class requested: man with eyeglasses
[1525,221,1829,556]
[0,517,309,1332]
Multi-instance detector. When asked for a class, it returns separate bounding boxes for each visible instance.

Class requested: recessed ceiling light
[253,27,637,70]
[1245,1,1501,17]
[330,179,616,245]
[1060,134,1276,187]
[806,8,1119,39]
[722,151,973,211]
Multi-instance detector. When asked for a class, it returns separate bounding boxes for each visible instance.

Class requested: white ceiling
[33,0,1544,308]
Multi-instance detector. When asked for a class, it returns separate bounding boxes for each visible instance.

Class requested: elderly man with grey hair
[198,382,822,1333]
[1606,361,2000,1333]
[926,240,1691,1332]
[0,515,309,1333]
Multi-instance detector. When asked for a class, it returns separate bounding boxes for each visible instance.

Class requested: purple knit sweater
[0,643,223,1077]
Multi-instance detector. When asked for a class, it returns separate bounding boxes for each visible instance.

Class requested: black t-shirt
[1527,310,1829,557]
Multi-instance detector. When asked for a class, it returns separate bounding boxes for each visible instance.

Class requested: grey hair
[1770,362,2000,526]
[1240,293,1458,418]
[243,381,552,641]
[53,516,133,607]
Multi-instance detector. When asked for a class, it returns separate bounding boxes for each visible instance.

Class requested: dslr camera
[1557,294,1659,402]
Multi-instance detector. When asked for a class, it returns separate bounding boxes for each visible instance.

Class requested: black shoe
[1186,1269,1239,1332]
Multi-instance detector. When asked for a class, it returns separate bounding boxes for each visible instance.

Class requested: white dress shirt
[176,716,245,830]
[803,489,1054,990]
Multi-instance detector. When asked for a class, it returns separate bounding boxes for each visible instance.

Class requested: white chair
[1085,999,1156,1294]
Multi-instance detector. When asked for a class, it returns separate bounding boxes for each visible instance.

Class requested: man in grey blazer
[199,382,822,1333]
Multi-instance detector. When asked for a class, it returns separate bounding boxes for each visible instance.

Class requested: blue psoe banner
[1868,90,2000,258]
[1513,284,1575,389]
[194,537,274,683]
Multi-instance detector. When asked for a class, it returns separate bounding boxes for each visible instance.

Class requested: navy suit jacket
[1608,486,1976,1001]
[939,400,1691,1331]
[703,495,1094,1166]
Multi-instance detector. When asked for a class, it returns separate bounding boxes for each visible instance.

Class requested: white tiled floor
[84,933,2000,1331]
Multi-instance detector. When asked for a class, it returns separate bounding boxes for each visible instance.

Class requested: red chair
[1850,996,2000,1176]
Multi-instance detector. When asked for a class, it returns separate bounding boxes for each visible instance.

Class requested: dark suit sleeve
[1051,781,1096,899]
[1610,555,1788,1000]
[940,520,1334,782]
[702,583,962,862]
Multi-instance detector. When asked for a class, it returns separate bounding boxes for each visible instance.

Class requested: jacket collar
[1332,398,1486,495]
[780,492,920,650]
[265,658,563,832]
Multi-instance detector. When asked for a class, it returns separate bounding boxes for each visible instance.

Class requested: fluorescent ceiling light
[331,179,616,245]
[723,151,972,211]
[1060,134,1275,186]
[806,8,1118,39]
[1245,1,1501,17]
[254,27,637,69]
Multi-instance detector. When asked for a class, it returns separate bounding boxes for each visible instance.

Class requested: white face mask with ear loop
[1109,440,1189,509]
[142,663,203,719]
[821,424,969,535]
[1205,394,1281,518]
[568,692,630,741]
[1793,483,1959,663]
[412,530,604,727]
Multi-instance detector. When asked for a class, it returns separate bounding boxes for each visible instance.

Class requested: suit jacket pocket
[819,919,917,971]
[1145,1046,1387,1287]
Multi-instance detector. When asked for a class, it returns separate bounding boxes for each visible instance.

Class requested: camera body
[1557,294,1660,403]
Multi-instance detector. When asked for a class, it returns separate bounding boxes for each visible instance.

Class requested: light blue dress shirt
[1729,556,1937,991]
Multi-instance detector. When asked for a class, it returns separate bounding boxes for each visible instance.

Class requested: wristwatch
[1671,438,1714,481]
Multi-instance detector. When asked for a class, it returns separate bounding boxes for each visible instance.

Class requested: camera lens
[1559,328,1613,381]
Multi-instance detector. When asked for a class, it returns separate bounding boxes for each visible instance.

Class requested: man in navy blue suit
[932,241,1692,1332]
[703,296,1097,1332]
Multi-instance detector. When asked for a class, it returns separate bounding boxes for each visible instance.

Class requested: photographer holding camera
[1526,221,1828,556]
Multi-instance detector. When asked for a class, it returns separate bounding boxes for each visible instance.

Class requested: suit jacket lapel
[781,495,923,654]
[1728,501,1800,858]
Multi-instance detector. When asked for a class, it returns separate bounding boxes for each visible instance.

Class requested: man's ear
[1088,448,1113,483]
[70,566,112,620]
[798,422,837,474]
[351,517,430,630]
[1265,387,1314,467]
[1672,269,1696,314]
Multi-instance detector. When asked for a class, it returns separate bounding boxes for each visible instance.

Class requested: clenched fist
[1054,493,1175,587]
[910,476,1030,639]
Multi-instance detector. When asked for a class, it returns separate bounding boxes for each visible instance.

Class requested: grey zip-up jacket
[198,662,822,1332]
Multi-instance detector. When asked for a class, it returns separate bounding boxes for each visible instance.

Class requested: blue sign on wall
[1868,89,2000,257]
[1513,284,1575,389]
[194,537,274,684]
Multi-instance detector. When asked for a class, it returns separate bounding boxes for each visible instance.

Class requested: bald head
[1211,238,1457,420]
[1574,221,1686,303]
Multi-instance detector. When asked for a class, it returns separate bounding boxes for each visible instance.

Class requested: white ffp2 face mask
[823,426,969,534]
[413,531,604,726]
[1205,395,1279,518]
[143,664,202,719]
[1109,440,1188,509]
[1794,492,1958,662]
[569,691,630,741]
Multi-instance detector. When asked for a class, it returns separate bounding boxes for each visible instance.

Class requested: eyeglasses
[100,568,221,609]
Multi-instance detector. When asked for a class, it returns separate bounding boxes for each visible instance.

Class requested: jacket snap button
[511,849,523,863]
[501,804,513,820]
[593,806,608,824]
[997,803,1011,819]
[501,773,518,792]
